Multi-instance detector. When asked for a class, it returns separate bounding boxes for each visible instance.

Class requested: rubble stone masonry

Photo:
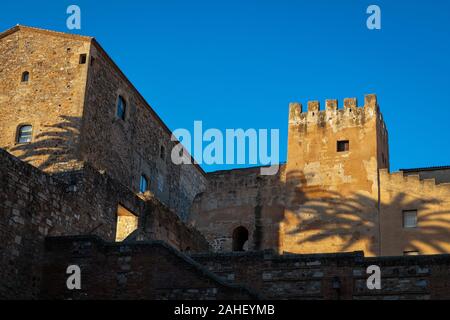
[0,148,209,299]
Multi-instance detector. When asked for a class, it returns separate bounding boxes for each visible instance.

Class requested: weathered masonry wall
[379,169,450,256]
[282,95,387,256]
[0,148,209,299]
[190,166,286,252]
[0,26,90,172]
[80,41,207,221]
[192,251,450,300]
[41,236,256,300]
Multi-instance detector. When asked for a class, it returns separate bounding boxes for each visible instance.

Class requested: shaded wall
[192,250,450,300]
[190,166,286,252]
[41,236,256,300]
[0,148,209,299]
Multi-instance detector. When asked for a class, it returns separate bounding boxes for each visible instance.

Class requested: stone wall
[190,165,286,252]
[41,236,257,300]
[0,26,90,172]
[191,250,450,300]
[0,148,209,299]
[379,169,450,256]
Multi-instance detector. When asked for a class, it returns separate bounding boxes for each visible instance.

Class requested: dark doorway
[232,226,249,251]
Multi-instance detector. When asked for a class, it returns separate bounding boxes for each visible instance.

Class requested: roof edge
[0,24,93,42]
[400,165,450,173]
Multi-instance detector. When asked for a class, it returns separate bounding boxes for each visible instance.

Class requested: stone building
[0,25,206,222]
[1,26,450,299]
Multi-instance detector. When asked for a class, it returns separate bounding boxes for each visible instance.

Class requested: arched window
[232,226,249,252]
[21,71,29,83]
[139,175,149,193]
[116,95,127,120]
[17,125,33,143]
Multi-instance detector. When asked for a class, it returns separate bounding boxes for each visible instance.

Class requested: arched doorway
[232,226,249,251]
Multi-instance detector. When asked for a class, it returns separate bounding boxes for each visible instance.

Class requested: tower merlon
[364,94,378,109]
[291,94,379,115]
[289,102,302,122]
[344,97,357,110]
[325,99,338,111]
[307,101,320,113]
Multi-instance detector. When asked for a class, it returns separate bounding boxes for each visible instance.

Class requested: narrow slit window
[79,54,87,64]
[139,175,149,193]
[160,145,166,160]
[21,71,29,83]
[17,125,33,144]
[337,140,349,152]
[116,95,127,120]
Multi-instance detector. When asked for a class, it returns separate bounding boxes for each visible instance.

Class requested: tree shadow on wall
[10,116,82,171]
[284,169,450,255]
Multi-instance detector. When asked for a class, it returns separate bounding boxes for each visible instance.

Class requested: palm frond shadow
[283,169,450,254]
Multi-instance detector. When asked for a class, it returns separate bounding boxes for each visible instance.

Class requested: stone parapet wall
[191,250,450,300]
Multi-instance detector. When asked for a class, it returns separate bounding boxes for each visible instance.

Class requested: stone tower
[281,94,389,256]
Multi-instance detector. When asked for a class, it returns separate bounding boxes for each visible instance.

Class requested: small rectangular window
[17,125,33,144]
[403,210,418,228]
[21,71,30,83]
[79,54,87,64]
[404,250,419,256]
[337,140,349,152]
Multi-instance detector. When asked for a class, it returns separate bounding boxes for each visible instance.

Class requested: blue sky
[2,0,450,172]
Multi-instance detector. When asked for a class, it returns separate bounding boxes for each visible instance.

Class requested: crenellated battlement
[379,169,450,193]
[288,94,387,135]
[289,94,379,118]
